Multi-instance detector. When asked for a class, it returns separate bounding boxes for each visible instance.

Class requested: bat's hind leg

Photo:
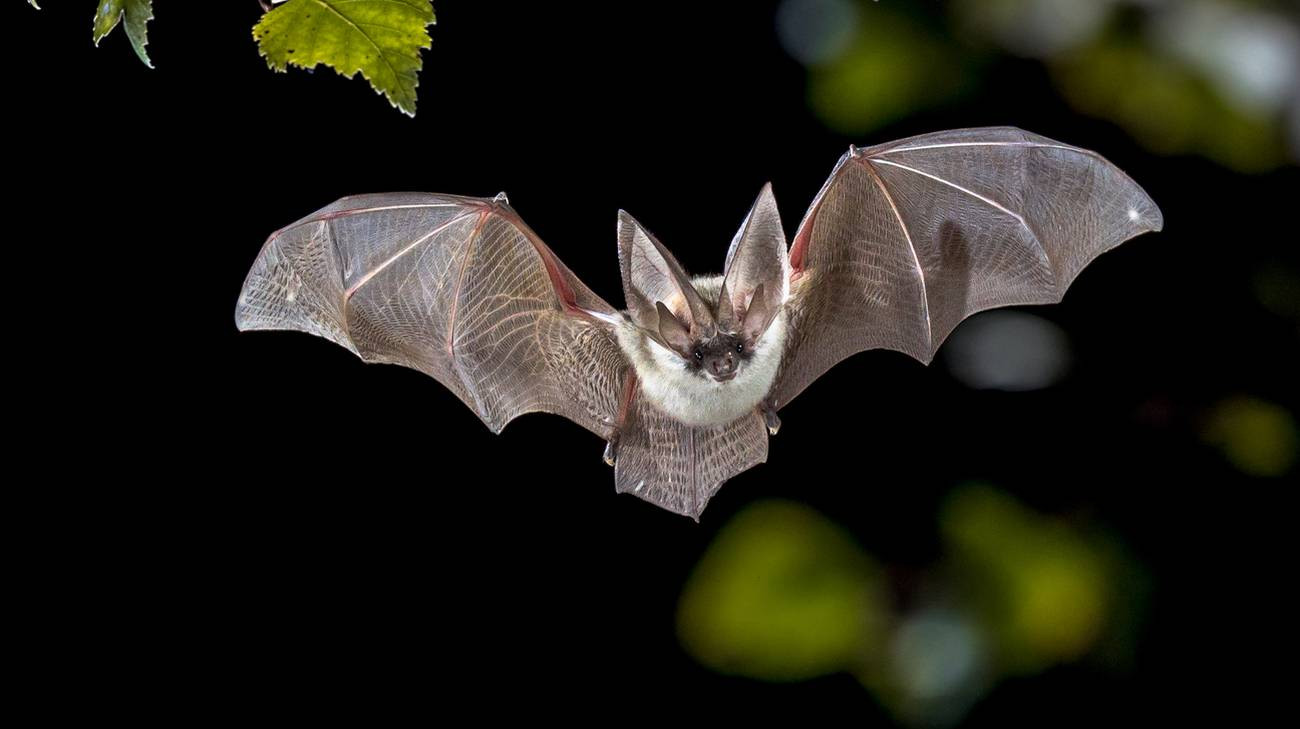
[603,433,620,467]
[604,370,637,467]
[760,401,781,436]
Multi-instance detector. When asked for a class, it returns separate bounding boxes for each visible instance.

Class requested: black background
[13,1,1297,723]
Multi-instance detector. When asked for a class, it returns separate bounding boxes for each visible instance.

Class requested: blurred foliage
[679,488,1148,726]
[1253,263,1300,322]
[677,500,890,680]
[807,10,976,135]
[1053,38,1287,172]
[91,0,152,68]
[941,485,1109,672]
[951,0,1111,58]
[1202,396,1300,477]
[779,0,1300,171]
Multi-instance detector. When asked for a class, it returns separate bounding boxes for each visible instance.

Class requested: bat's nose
[709,353,736,377]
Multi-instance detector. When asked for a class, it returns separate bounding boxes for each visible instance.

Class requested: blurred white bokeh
[890,606,988,725]
[776,0,860,65]
[944,311,1072,391]
[1153,1,1300,116]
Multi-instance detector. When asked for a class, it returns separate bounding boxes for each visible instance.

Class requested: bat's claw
[761,403,781,436]
[603,436,619,467]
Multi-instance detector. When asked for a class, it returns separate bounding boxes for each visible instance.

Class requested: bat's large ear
[618,210,714,337]
[721,183,789,340]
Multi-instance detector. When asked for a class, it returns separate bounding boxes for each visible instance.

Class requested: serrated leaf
[254,0,436,117]
[92,0,153,68]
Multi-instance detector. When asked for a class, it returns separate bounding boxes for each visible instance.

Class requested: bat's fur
[615,275,788,426]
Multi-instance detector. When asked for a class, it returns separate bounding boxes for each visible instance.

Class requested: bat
[236,127,1162,519]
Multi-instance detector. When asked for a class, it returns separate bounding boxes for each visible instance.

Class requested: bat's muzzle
[708,353,738,381]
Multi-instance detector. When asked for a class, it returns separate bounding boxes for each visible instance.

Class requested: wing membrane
[773,127,1162,408]
[236,193,626,438]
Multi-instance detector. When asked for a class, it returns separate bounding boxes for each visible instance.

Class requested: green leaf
[254,0,437,117]
[92,0,153,68]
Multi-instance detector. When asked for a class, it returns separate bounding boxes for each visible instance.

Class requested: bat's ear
[618,210,714,336]
[655,301,693,353]
[721,183,789,338]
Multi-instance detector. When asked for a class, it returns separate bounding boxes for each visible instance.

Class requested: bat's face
[681,327,751,383]
[617,186,790,395]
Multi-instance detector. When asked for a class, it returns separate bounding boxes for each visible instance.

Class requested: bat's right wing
[235,193,764,520]
[236,193,627,439]
[770,127,1163,409]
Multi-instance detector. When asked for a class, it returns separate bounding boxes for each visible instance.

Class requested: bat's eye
[693,349,703,361]
[735,343,744,354]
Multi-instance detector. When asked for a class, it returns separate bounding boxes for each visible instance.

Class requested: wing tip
[1147,204,1165,233]
[684,498,708,522]
[1129,197,1164,234]
[233,289,256,332]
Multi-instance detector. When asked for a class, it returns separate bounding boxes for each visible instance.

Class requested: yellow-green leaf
[92,0,153,68]
[254,0,436,117]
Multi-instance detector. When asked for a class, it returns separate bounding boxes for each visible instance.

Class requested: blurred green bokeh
[677,500,890,680]
[678,487,1148,726]
[781,0,1300,171]
[807,11,974,135]
[1202,396,1300,477]
[1253,263,1300,322]
[675,1,1298,723]
[1053,39,1288,173]
[941,484,1110,673]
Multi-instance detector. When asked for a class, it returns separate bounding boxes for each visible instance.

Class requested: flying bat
[236,127,1162,519]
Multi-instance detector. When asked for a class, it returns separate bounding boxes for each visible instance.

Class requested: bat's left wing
[235,192,628,439]
[771,127,1163,409]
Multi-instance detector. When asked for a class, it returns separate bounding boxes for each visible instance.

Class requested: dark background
[14,1,1297,723]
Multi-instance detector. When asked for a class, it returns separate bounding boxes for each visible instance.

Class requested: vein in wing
[345,211,478,301]
[868,157,1052,270]
[861,159,932,351]
[306,202,465,227]
[445,213,489,357]
[447,213,490,412]
[875,141,1090,157]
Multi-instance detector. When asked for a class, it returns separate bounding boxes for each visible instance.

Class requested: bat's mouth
[710,371,738,383]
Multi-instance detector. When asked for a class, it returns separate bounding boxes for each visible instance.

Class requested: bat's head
[618,185,790,384]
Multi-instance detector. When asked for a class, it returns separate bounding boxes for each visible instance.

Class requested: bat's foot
[603,435,619,467]
[760,403,781,436]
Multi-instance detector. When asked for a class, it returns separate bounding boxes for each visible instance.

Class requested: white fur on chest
[614,279,787,427]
